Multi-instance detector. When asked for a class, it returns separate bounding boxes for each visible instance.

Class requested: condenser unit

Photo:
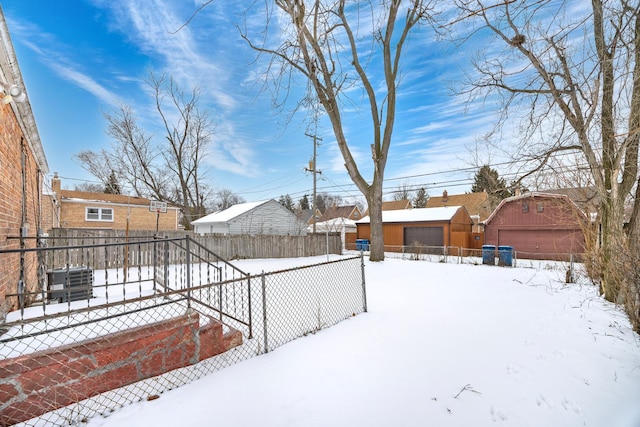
[47,266,93,303]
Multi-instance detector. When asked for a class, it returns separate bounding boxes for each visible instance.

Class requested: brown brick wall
[58,201,178,231]
[0,104,43,316]
[0,313,242,425]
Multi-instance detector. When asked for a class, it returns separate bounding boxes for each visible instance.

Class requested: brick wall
[59,200,179,231]
[0,311,242,425]
[51,175,179,232]
[0,104,42,316]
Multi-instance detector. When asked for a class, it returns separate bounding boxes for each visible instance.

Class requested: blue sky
[3,1,507,205]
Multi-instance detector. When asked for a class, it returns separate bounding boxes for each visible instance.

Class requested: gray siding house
[192,199,307,236]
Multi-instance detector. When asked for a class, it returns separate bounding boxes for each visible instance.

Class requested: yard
[84,256,640,427]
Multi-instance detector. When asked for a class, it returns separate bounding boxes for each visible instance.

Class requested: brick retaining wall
[0,311,242,426]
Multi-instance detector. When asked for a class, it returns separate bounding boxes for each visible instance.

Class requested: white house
[192,199,307,236]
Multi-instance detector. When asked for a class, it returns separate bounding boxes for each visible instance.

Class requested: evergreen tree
[279,194,295,212]
[471,165,511,207]
[104,171,121,194]
[299,194,310,211]
[413,187,429,208]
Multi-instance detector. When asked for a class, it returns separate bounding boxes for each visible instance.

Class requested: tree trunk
[599,192,626,301]
[366,182,385,261]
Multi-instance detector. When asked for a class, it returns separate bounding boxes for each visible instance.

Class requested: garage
[355,206,473,252]
[484,192,587,261]
[498,229,584,258]
[404,226,443,246]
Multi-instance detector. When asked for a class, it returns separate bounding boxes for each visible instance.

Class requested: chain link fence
[352,244,592,286]
[0,237,366,426]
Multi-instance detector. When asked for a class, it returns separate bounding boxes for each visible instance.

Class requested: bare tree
[392,182,413,202]
[73,182,105,193]
[454,1,640,308]
[237,0,439,261]
[77,73,214,229]
[215,188,245,211]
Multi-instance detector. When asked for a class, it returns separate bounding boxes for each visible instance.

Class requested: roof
[308,217,357,232]
[357,206,464,224]
[59,189,161,207]
[542,187,599,213]
[0,9,48,173]
[191,200,270,224]
[363,199,412,216]
[426,191,491,220]
[320,205,361,221]
[483,192,587,225]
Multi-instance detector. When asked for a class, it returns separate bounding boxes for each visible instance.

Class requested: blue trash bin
[498,246,513,267]
[482,245,496,265]
[356,239,370,251]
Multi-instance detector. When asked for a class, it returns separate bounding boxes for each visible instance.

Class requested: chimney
[442,190,448,203]
[51,172,61,194]
[515,184,521,196]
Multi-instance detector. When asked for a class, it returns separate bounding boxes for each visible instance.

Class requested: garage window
[537,203,544,212]
[522,202,529,213]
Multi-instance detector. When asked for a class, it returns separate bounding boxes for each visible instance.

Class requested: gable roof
[192,200,269,224]
[426,191,492,220]
[363,199,412,216]
[320,205,361,221]
[483,192,587,225]
[309,217,357,232]
[357,206,464,224]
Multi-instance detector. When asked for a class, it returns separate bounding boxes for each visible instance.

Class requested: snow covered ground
[86,256,640,427]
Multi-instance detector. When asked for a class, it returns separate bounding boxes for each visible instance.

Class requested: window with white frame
[86,207,114,222]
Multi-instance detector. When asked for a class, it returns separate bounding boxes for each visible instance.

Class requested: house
[0,9,49,315]
[319,204,363,222]
[297,208,323,226]
[49,174,180,232]
[426,190,492,233]
[356,206,473,251]
[483,192,588,260]
[192,199,307,236]
[362,199,412,216]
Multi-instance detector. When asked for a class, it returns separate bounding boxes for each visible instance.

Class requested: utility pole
[305,132,322,234]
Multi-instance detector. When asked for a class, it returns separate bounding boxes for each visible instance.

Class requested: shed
[355,206,473,250]
[192,199,307,236]
[483,192,587,260]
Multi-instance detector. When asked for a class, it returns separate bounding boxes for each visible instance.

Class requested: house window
[86,207,114,222]
[537,203,544,212]
[522,202,529,213]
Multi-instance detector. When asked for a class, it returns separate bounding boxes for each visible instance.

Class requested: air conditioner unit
[47,266,93,303]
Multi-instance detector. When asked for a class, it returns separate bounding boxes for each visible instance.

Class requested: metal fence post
[261,271,269,353]
[185,235,191,309]
[163,239,169,289]
[361,252,368,313]
[247,275,253,339]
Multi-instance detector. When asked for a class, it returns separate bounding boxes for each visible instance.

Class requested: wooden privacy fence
[46,229,342,267]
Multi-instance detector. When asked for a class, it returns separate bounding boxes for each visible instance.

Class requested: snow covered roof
[356,206,463,223]
[308,217,357,232]
[192,200,270,224]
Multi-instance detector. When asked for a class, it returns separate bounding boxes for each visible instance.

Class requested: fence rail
[47,228,343,261]
[0,236,365,427]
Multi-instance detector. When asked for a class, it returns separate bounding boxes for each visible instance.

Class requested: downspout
[18,138,27,312]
